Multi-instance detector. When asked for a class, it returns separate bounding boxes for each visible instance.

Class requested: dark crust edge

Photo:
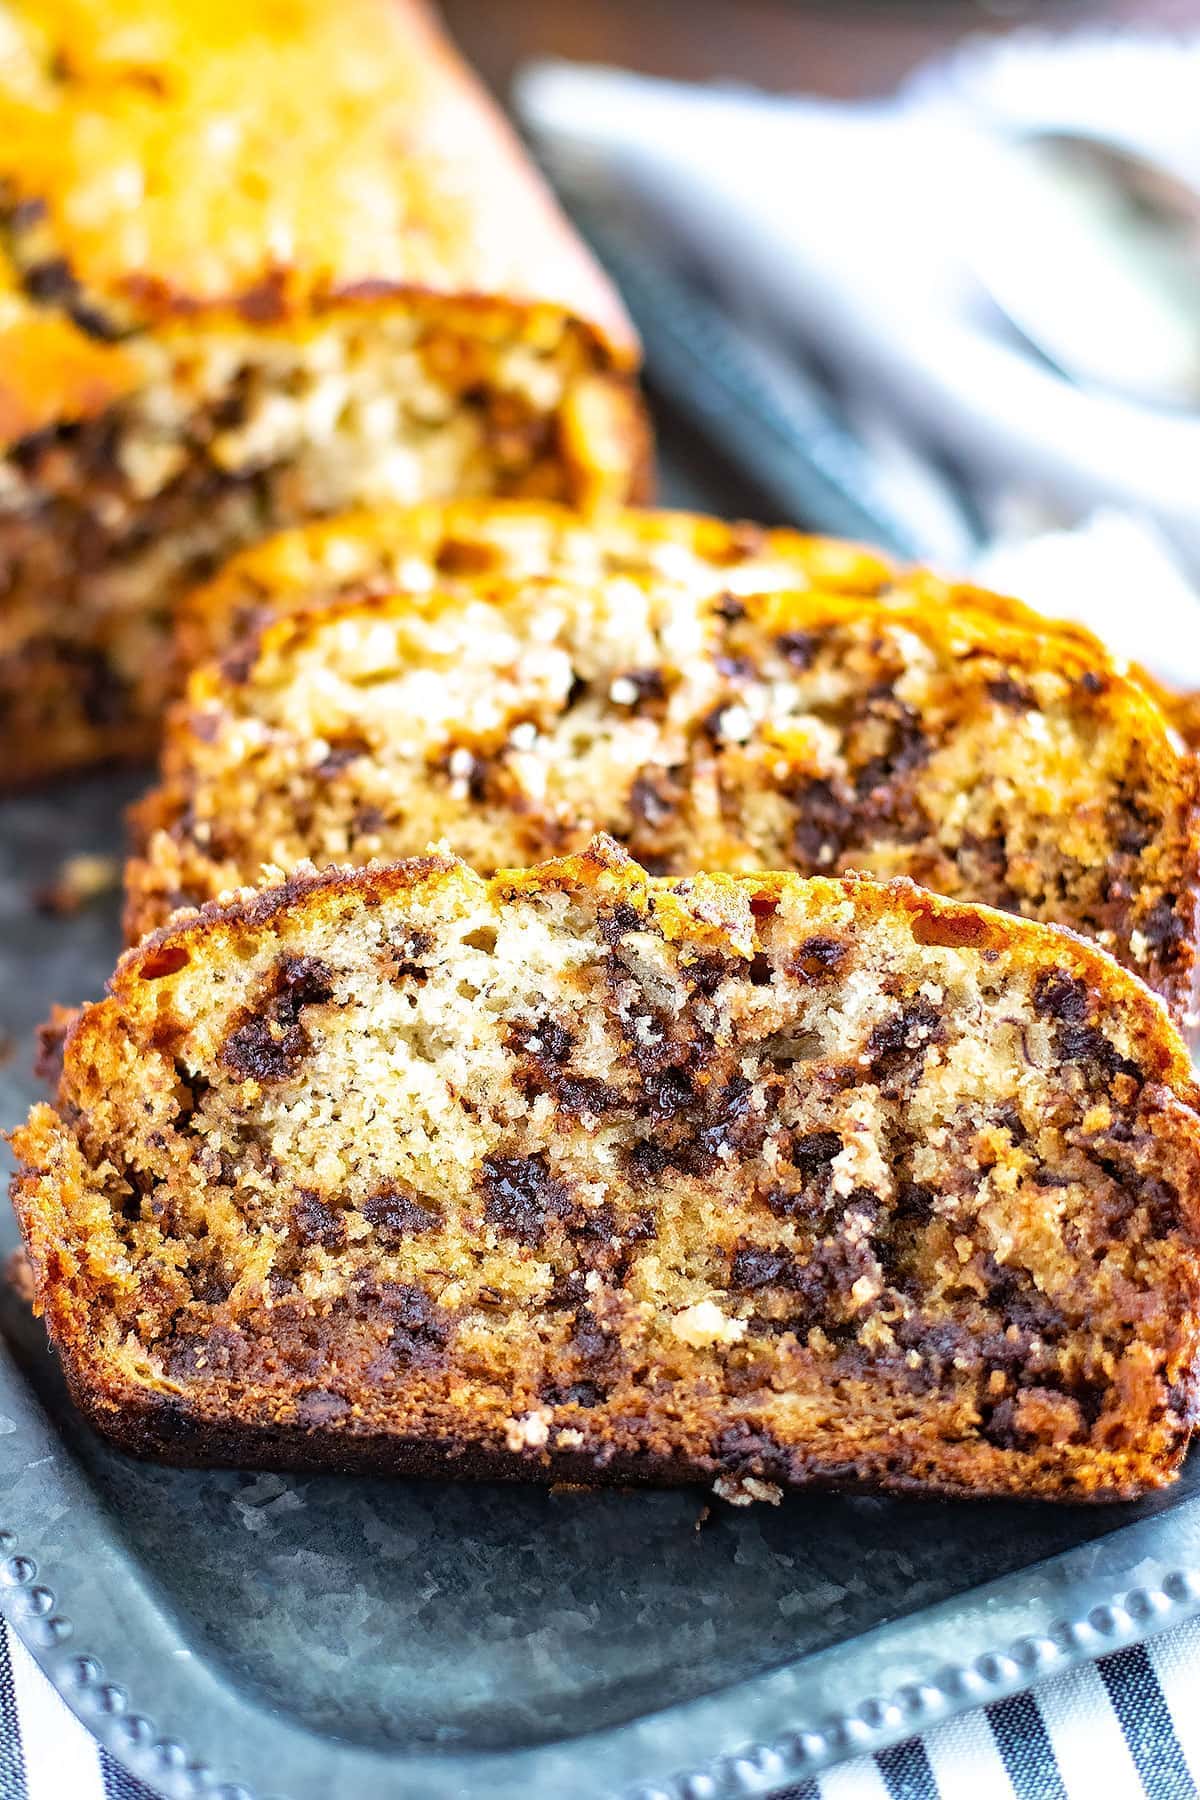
[53,1350,1182,1505]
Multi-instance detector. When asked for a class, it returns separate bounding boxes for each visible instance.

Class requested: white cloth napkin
[5,1604,1200,1799]
[516,33,1200,696]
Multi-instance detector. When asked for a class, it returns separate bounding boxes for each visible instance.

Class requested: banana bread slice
[0,1,646,785]
[13,841,1200,1499]
[127,565,1200,1024]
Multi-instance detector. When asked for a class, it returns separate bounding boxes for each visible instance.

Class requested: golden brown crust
[1177,692,1200,751]
[0,5,649,785]
[1142,677,1200,756]
[12,844,1200,1501]
[130,538,1200,1025]
[173,498,1058,676]
[0,0,636,397]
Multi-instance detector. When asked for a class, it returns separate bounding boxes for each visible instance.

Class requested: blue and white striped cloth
[1,1614,1199,1799]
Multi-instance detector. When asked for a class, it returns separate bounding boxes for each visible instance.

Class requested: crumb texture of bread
[14,843,1200,1500]
[0,1,646,783]
[128,529,1200,1024]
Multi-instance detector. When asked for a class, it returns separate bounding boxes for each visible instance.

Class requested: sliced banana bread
[127,566,1200,1024]
[13,842,1200,1499]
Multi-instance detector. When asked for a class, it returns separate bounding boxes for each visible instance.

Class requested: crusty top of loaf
[0,0,636,424]
[177,496,1200,797]
[172,496,1102,675]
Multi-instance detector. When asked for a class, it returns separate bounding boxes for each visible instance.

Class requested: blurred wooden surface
[441,0,1198,101]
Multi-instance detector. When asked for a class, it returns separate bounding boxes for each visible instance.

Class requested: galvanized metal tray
[2,458,1200,1800]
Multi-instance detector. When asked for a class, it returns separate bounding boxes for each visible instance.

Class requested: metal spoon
[968,129,1200,411]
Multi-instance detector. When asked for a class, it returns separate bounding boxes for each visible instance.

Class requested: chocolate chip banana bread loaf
[0,1,646,785]
[13,842,1200,1499]
[126,559,1200,1024]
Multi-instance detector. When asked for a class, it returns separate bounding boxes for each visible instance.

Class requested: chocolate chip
[221,1014,305,1083]
[508,1017,622,1114]
[382,928,433,984]
[894,1181,935,1223]
[1032,971,1089,1022]
[696,1073,757,1158]
[785,1237,881,1320]
[19,257,123,340]
[986,676,1033,710]
[221,956,335,1082]
[866,998,943,1087]
[546,1269,589,1310]
[684,951,735,995]
[220,638,260,685]
[190,1265,233,1306]
[627,1140,670,1181]
[526,1069,624,1118]
[571,1307,617,1368]
[701,701,753,744]
[543,1379,605,1409]
[613,667,666,706]
[1142,1177,1181,1235]
[641,1067,695,1118]
[993,1103,1027,1144]
[1140,896,1186,955]
[480,1153,573,1245]
[361,1187,438,1240]
[598,901,642,945]
[273,957,335,1018]
[852,693,929,795]
[789,936,847,982]
[317,736,371,776]
[1059,1022,1136,1083]
[295,1390,351,1427]
[791,1131,844,1175]
[629,768,680,830]
[563,1380,605,1408]
[712,1421,788,1481]
[8,198,47,230]
[24,259,81,304]
[979,1396,1021,1450]
[789,778,847,868]
[775,631,816,669]
[730,1247,797,1291]
[507,1016,574,1062]
[378,1284,450,1364]
[573,1203,619,1245]
[291,1192,347,1249]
